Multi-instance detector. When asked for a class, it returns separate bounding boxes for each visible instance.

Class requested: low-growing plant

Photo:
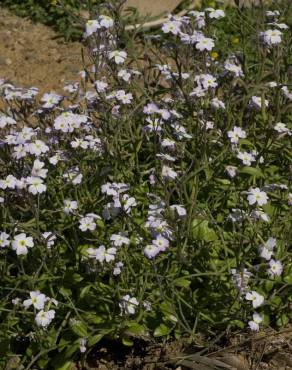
[0,0,291,368]
[1,0,96,40]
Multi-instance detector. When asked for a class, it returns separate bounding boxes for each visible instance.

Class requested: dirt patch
[83,327,292,370]
[0,7,84,95]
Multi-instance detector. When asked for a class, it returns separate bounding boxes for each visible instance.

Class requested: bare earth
[0,7,84,95]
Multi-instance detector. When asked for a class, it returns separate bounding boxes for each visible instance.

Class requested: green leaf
[192,219,217,242]
[125,322,146,336]
[264,280,274,292]
[239,166,265,178]
[154,323,173,337]
[88,333,105,347]
[270,295,282,306]
[54,361,75,370]
[70,320,87,337]
[230,319,245,329]
[173,277,191,288]
[51,343,79,368]
[79,285,92,299]
[122,337,134,346]
[276,314,289,327]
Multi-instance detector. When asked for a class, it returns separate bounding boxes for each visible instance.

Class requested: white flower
[63,199,78,215]
[35,309,55,327]
[63,168,83,185]
[170,204,187,216]
[87,245,117,263]
[196,37,214,51]
[26,176,46,195]
[0,175,17,189]
[274,122,291,134]
[250,209,270,222]
[118,69,132,82]
[248,312,263,331]
[31,159,48,178]
[110,234,130,247]
[260,29,282,46]
[113,261,124,275]
[195,74,217,90]
[99,15,114,29]
[259,237,276,260]
[237,151,256,166]
[94,80,108,93]
[115,90,133,104]
[12,298,21,305]
[42,232,56,248]
[249,96,269,110]
[265,238,277,250]
[109,50,127,65]
[12,233,34,255]
[79,338,87,353]
[28,140,49,157]
[85,20,100,37]
[288,193,292,206]
[225,165,237,178]
[49,152,62,165]
[41,92,62,108]
[144,244,160,259]
[227,126,246,144]
[0,232,10,248]
[101,182,129,197]
[247,188,268,206]
[64,82,79,93]
[161,20,181,35]
[79,216,96,232]
[171,123,192,139]
[13,144,28,160]
[152,235,169,251]
[224,60,244,77]
[23,291,47,310]
[245,291,264,308]
[260,247,273,260]
[228,208,246,222]
[161,138,176,149]
[162,165,178,180]
[144,117,163,132]
[275,22,288,29]
[119,295,139,315]
[210,97,225,110]
[231,268,252,295]
[54,112,87,133]
[143,102,159,114]
[206,8,225,19]
[114,194,137,214]
[268,259,283,276]
[189,11,206,28]
[267,81,278,88]
[0,114,16,128]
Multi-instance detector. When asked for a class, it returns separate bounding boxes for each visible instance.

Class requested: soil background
[0,7,84,95]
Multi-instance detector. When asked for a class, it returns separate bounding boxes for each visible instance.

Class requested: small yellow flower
[211,51,219,60]
[232,37,240,44]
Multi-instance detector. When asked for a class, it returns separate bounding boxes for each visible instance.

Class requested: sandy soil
[0,7,84,95]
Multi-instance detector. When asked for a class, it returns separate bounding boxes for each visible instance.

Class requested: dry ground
[0,7,84,95]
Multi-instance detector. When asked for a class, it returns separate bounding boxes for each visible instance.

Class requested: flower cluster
[0,3,291,365]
